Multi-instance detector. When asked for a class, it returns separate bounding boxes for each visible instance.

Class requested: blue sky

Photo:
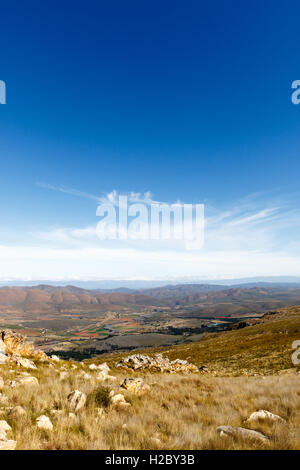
[0,0,300,280]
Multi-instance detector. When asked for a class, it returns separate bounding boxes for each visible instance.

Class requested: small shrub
[87,386,111,409]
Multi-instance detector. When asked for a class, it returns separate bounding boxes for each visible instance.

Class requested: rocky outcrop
[0,329,47,361]
[116,354,199,373]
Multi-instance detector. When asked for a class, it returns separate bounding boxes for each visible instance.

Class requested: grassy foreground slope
[0,306,299,450]
[100,306,300,376]
[1,366,299,450]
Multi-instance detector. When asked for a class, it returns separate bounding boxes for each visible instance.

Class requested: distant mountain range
[1,283,300,317]
[0,285,157,315]
[1,276,300,290]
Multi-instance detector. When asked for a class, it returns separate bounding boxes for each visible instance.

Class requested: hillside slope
[0,309,299,450]
[100,306,300,376]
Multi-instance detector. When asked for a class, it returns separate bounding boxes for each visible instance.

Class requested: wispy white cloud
[32,189,300,251]
[226,208,279,227]
[36,182,101,202]
[37,183,158,207]
[9,185,300,279]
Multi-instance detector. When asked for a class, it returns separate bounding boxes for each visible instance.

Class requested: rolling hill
[0,285,157,315]
[100,305,300,376]
[2,284,300,318]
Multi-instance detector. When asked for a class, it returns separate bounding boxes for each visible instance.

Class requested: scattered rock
[0,377,4,390]
[50,409,64,418]
[106,375,117,382]
[116,354,199,373]
[11,376,39,387]
[51,355,60,362]
[89,364,98,370]
[36,415,53,431]
[15,357,37,370]
[121,377,150,395]
[7,406,26,419]
[0,419,15,450]
[0,353,7,364]
[67,390,86,412]
[110,393,131,410]
[95,363,111,381]
[79,371,92,380]
[59,371,69,381]
[217,425,269,444]
[96,373,117,382]
[0,340,6,354]
[0,420,12,439]
[0,339,6,359]
[0,439,17,450]
[246,410,286,424]
[98,363,110,373]
[96,371,108,381]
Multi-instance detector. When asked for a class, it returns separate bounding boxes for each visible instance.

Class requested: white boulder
[67,390,87,412]
[36,415,53,431]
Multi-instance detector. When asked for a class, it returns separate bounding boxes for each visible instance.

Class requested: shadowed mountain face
[1,284,300,317]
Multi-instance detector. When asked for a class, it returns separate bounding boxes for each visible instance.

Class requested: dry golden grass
[0,358,299,450]
[0,306,299,450]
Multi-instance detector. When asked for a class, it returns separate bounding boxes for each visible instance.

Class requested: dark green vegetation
[87,386,111,409]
